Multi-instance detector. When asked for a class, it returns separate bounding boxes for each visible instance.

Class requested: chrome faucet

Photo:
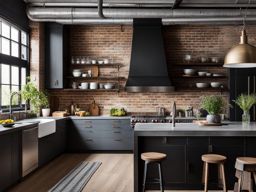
[9,92,22,119]
[172,101,176,127]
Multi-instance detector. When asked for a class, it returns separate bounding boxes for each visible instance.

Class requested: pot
[42,108,50,117]
[206,114,221,124]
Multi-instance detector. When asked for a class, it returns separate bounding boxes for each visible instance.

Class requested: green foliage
[21,77,49,113]
[110,108,127,116]
[201,95,225,115]
[233,94,256,112]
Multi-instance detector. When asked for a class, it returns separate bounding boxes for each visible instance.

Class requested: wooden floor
[9,153,232,192]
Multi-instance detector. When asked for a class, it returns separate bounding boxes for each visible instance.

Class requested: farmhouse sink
[19,118,56,138]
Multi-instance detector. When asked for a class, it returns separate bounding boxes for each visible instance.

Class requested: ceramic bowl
[104,83,115,89]
[72,70,82,77]
[98,60,104,64]
[184,69,196,76]
[210,82,222,88]
[206,73,211,77]
[196,83,209,88]
[198,71,207,76]
[91,60,97,64]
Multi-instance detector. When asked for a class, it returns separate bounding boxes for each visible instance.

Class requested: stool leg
[142,161,148,192]
[237,172,244,192]
[204,162,209,192]
[158,162,164,192]
[220,163,227,192]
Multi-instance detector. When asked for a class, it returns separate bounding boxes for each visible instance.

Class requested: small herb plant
[233,94,256,112]
[201,95,225,115]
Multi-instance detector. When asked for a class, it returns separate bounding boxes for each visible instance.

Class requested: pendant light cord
[242,0,251,31]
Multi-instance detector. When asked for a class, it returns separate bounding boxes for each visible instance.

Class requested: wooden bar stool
[201,154,227,192]
[234,157,256,192]
[141,152,166,192]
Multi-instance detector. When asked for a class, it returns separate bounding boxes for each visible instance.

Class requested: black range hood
[125,18,174,92]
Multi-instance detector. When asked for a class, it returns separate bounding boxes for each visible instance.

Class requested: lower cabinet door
[187,137,209,187]
[140,137,187,188]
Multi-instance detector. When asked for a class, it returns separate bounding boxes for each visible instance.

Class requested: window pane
[11,41,19,57]
[11,27,19,42]
[1,85,10,106]
[1,38,10,55]
[2,22,10,38]
[21,67,26,86]
[11,86,19,105]
[21,45,27,60]
[1,64,10,84]
[11,66,19,85]
[21,31,27,45]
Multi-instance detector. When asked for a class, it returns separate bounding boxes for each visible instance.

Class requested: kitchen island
[134,122,256,191]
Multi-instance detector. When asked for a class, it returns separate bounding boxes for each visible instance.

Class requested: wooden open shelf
[70,63,122,67]
[65,76,126,81]
[62,88,120,92]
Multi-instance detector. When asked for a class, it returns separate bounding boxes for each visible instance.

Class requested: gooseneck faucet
[9,92,22,119]
[172,101,176,127]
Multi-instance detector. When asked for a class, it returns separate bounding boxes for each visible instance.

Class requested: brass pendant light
[224,1,256,68]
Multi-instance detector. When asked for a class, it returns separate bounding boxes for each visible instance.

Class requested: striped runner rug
[49,161,101,192]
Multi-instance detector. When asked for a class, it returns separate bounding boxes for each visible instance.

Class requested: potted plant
[201,95,225,124]
[21,77,50,117]
[38,91,50,117]
[233,94,256,125]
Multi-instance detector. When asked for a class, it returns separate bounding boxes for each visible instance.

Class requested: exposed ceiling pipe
[27,7,256,20]
[98,0,105,18]
[24,0,174,4]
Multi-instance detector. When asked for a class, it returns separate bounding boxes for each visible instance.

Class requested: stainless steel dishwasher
[22,126,38,177]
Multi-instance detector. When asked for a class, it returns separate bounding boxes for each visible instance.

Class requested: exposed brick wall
[28,23,256,116]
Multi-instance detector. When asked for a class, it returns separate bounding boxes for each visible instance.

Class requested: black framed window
[0,17,29,111]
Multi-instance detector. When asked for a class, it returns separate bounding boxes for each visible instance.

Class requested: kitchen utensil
[210,82,222,88]
[198,71,207,76]
[157,107,165,116]
[196,83,209,88]
[90,82,98,89]
[71,56,75,64]
[88,70,92,77]
[89,100,100,116]
[97,60,104,64]
[75,57,80,64]
[104,83,114,89]
[72,69,82,77]
[81,57,86,64]
[206,73,211,77]
[82,73,88,77]
[85,57,91,64]
[184,69,196,76]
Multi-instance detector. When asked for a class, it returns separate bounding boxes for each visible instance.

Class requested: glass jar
[242,111,250,127]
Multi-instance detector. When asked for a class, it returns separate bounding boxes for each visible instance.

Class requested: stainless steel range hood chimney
[125,18,174,92]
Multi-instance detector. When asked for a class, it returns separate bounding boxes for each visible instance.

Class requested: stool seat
[141,152,167,162]
[202,154,227,164]
[236,157,256,165]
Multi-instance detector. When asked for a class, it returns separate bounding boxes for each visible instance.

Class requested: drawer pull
[84,126,93,128]
[85,139,93,142]
[113,131,121,133]
[112,126,121,128]
[114,139,122,142]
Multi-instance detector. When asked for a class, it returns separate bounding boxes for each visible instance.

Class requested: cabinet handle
[84,125,93,128]
[114,139,122,141]
[187,162,191,173]
[113,131,121,133]
[85,139,93,141]
[112,125,121,128]
[248,76,251,94]
[162,137,167,144]
[23,127,38,133]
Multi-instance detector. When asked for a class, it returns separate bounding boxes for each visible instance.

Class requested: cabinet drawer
[71,120,93,129]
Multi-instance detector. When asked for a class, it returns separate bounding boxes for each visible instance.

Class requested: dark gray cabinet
[67,119,133,151]
[45,23,68,89]
[0,132,21,191]
[39,119,67,167]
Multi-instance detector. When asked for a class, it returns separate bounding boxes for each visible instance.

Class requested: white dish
[213,73,223,77]
[90,82,98,89]
[104,83,115,89]
[198,71,207,76]
[210,82,222,88]
[103,59,109,64]
[72,70,82,77]
[196,83,209,88]
[206,73,211,77]
[184,69,196,76]
[98,60,104,64]
[91,60,97,64]
[80,82,89,89]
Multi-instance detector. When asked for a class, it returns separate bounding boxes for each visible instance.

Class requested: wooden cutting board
[89,100,100,116]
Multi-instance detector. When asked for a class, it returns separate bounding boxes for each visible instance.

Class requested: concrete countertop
[134,122,256,136]
[0,122,39,135]
[69,115,131,120]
